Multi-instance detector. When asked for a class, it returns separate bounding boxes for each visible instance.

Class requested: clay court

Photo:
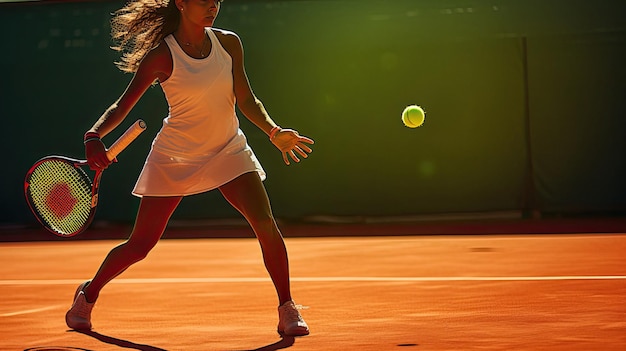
[1,219,625,351]
[2,0,625,350]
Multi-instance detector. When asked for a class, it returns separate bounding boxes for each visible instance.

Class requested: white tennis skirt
[132,131,266,197]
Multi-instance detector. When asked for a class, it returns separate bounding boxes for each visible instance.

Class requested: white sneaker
[65,281,94,330]
[277,300,309,336]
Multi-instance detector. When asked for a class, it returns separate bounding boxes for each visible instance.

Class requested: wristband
[269,126,281,140]
[84,131,101,141]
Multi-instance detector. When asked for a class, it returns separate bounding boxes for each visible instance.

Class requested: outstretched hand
[270,129,314,165]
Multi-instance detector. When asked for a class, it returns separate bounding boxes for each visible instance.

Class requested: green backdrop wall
[2,0,625,227]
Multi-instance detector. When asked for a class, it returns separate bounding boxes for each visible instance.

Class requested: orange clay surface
[1,233,625,350]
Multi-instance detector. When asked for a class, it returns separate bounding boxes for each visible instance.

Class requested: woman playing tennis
[65,0,313,336]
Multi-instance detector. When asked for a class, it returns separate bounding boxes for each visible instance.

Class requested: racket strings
[27,160,93,235]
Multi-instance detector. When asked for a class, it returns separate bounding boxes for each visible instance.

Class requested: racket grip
[106,119,147,161]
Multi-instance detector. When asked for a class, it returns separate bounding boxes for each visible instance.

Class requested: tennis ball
[401,105,425,128]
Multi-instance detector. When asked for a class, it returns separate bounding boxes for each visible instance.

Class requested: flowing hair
[110,0,180,73]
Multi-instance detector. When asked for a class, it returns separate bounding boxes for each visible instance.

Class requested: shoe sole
[277,327,310,337]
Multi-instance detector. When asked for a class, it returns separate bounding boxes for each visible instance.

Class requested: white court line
[0,305,62,317]
[0,276,625,285]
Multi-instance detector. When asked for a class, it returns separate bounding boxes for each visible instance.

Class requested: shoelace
[283,303,308,322]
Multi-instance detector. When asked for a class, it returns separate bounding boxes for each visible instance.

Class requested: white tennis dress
[132,28,266,197]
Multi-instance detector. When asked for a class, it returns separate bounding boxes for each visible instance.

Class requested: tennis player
[65,0,312,336]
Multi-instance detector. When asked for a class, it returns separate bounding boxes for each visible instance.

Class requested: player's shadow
[72,330,167,351]
[236,336,295,351]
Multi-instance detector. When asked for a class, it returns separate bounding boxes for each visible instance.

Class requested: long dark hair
[110,0,180,73]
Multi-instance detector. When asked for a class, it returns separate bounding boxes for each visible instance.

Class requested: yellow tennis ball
[401,105,425,128]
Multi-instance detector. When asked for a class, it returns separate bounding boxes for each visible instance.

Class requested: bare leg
[219,172,292,306]
[82,196,182,303]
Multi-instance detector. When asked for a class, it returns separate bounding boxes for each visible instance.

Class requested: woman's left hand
[270,129,315,165]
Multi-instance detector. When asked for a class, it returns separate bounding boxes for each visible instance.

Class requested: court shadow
[72,330,167,351]
[235,336,295,351]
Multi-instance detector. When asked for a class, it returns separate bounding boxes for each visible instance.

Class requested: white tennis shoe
[277,300,309,336]
[65,281,94,330]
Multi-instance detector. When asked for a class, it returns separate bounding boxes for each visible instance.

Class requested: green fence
[2,0,625,226]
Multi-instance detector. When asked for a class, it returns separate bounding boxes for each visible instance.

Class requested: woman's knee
[123,238,158,261]
[247,212,277,231]
[248,215,284,244]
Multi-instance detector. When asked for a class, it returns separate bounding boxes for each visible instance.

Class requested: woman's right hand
[85,139,112,171]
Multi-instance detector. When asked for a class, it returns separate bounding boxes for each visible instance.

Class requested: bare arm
[85,43,172,169]
[218,30,314,165]
[218,31,275,135]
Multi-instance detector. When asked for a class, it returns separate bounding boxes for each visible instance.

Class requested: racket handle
[106,119,147,161]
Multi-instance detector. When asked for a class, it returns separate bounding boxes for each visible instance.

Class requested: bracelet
[269,126,282,140]
[84,137,101,144]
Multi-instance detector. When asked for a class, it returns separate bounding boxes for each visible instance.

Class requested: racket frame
[24,119,146,237]
[24,156,102,237]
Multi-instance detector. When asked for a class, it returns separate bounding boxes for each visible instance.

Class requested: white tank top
[155,28,238,157]
[132,28,266,197]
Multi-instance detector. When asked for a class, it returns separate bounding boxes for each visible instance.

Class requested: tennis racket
[24,119,147,237]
